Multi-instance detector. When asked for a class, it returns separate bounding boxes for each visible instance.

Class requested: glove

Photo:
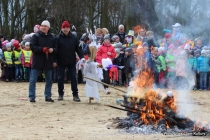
[42,47,49,53]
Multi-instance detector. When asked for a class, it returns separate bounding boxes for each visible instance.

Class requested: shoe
[15,80,19,83]
[58,95,63,100]
[199,89,202,91]
[45,98,54,102]
[73,96,81,102]
[105,88,110,94]
[5,79,9,82]
[30,99,36,102]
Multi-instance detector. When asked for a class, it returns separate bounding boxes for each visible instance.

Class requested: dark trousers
[58,65,78,97]
[102,69,110,88]
[200,72,207,90]
[5,66,13,80]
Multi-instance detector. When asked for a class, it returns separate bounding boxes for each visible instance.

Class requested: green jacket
[165,53,175,70]
[156,55,166,72]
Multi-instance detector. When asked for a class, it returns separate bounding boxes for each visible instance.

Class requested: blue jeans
[200,72,207,90]
[29,69,52,99]
[15,65,23,80]
[24,67,31,80]
[58,65,78,96]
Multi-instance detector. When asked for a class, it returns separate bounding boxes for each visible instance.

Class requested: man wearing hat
[56,20,84,102]
[171,23,187,45]
[29,20,57,102]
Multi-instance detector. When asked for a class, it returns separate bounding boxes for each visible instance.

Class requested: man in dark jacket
[29,20,57,102]
[115,24,126,44]
[56,21,84,102]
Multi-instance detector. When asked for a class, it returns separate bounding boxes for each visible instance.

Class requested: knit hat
[143,42,148,47]
[61,21,70,28]
[184,44,190,51]
[6,42,12,49]
[158,47,165,53]
[2,40,9,47]
[201,50,207,55]
[115,48,120,54]
[115,42,122,48]
[34,24,40,33]
[41,20,50,28]
[164,33,172,38]
[103,34,110,40]
[125,48,132,53]
[202,46,208,50]
[25,42,30,46]
[189,50,194,56]
[195,49,201,54]
[13,40,20,49]
[111,35,119,42]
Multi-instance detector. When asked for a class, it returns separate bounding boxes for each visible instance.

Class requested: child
[146,31,156,51]
[188,50,197,90]
[124,48,134,87]
[21,42,32,82]
[156,47,166,88]
[142,42,152,68]
[13,40,23,82]
[165,44,176,88]
[112,43,124,86]
[3,42,14,82]
[175,51,189,89]
[197,50,210,90]
[84,31,103,103]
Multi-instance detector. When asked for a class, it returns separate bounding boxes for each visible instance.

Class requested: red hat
[164,33,172,39]
[13,40,20,49]
[61,21,70,28]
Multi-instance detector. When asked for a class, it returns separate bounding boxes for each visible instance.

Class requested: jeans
[15,65,23,80]
[58,65,78,96]
[24,67,31,81]
[29,69,52,99]
[52,67,57,81]
[200,72,207,90]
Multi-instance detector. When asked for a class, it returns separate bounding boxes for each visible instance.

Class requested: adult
[171,23,187,45]
[136,28,147,42]
[96,34,116,94]
[29,20,57,102]
[115,24,126,44]
[56,21,84,102]
[0,34,6,49]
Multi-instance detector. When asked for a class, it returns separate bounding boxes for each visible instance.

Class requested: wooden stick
[83,76,126,94]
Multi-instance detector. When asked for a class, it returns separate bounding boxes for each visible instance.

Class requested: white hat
[172,23,181,27]
[25,42,30,46]
[184,44,190,51]
[6,42,12,48]
[201,50,207,55]
[158,47,165,53]
[167,91,173,97]
[41,20,50,28]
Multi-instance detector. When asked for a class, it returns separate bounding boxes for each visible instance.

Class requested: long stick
[83,76,126,94]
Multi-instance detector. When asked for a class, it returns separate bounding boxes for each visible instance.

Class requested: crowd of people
[0,21,209,103]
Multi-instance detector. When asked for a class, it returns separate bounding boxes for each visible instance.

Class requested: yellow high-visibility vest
[22,50,32,63]
[14,50,22,64]
[4,51,13,64]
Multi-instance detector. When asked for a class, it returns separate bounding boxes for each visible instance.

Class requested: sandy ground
[0,81,210,140]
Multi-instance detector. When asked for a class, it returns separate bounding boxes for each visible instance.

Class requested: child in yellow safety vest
[13,40,23,82]
[21,42,32,82]
[3,42,14,82]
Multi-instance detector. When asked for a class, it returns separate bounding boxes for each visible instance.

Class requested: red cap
[61,21,70,28]
[13,40,20,49]
[164,33,172,39]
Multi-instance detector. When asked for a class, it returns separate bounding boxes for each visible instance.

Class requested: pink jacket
[175,57,187,77]
[96,43,116,64]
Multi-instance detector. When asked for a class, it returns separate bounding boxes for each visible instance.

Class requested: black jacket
[115,32,126,44]
[30,30,57,70]
[56,31,83,66]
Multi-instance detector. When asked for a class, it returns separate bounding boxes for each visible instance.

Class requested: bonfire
[107,43,210,135]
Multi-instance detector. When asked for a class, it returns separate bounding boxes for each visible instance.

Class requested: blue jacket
[197,56,209,72]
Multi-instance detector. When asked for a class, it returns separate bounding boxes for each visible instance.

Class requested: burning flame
[193,118,208,132]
